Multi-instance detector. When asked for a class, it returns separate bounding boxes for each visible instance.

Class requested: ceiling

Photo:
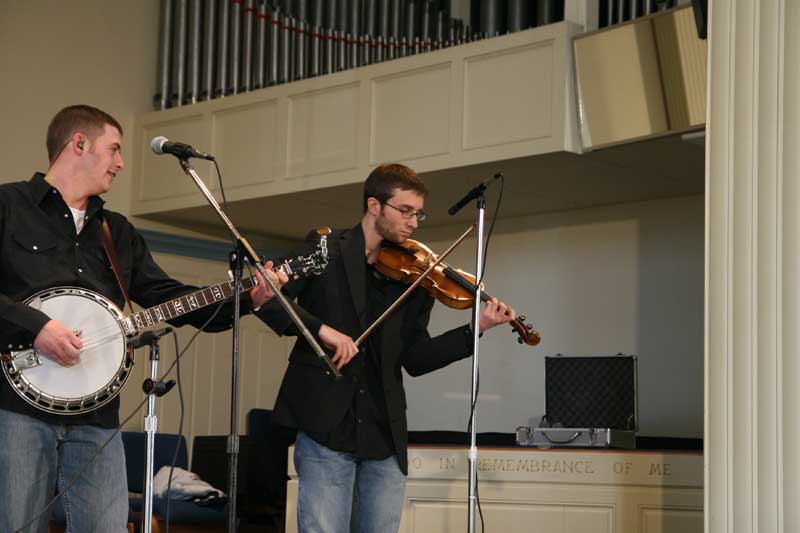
[139,131,706,250]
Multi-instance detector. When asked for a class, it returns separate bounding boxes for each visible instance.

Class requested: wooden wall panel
[212,100,279,187]
[463,42,555,150]
[287,83,360,179]
[370,63,452,164]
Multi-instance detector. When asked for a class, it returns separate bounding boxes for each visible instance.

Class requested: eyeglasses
[383,201,428,222]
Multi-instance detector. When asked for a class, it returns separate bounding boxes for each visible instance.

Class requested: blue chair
[123,431,227,533]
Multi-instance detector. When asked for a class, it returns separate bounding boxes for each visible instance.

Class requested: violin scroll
[511,316,541,346]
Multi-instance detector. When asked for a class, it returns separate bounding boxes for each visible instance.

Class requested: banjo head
[2,287,132,415]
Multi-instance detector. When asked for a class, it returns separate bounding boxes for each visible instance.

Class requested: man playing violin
[256,163,515,533]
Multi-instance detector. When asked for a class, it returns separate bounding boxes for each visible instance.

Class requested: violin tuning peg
[519,315,526,321]
[517,338,524,344]
[526,324,533,331]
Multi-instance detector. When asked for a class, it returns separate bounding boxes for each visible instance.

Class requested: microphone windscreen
[150,136,168,155]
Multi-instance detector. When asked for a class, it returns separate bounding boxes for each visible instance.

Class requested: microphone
[128,327,173,349]
[150,136,215,161]
[448,173,503,216]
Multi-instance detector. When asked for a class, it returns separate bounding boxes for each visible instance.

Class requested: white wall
[408,194,704,438]
[0,0,160,210]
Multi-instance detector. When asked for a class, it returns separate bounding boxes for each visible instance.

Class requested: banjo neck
[120,265,282,337]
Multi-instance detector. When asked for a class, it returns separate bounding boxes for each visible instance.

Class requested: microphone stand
[174,157,340,533]
[139,329,175,533]
[466,192,486,533]
[450,176,496,533]
[227,247,244,533]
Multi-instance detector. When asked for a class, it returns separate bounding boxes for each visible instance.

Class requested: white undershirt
[69,206,86,234]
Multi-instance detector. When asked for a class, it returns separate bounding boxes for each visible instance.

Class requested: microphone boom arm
[177,159,342,379]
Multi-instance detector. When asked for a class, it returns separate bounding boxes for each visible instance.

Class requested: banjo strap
[100,218,133,316]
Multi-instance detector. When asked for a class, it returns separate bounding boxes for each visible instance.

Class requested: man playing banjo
[0,105,287,532]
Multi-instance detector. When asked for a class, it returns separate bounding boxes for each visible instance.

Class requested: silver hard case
[516,354,639,449]
[516,427,636,449]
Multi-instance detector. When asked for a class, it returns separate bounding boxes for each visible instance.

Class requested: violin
[375,238,541,346]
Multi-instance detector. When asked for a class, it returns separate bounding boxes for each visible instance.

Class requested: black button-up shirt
[306,263,396,460]
[0,173,245,428]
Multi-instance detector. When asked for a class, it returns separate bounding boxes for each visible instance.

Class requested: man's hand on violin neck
[318,324,359,369]
[478,298,516,333]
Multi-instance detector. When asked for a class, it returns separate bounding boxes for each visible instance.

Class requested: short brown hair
[363,164,428,212]
[46,105,123,163]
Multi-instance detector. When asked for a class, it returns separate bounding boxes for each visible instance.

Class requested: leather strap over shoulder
[100,218,133,315]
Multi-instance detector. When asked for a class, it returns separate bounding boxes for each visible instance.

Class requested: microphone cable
[466,173,504,533]
[212,158,239,252]
[14,299,227,533]
[163,328,184,533]
[213,159,229,213]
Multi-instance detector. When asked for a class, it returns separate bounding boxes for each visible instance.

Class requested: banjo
[1,244,328,416]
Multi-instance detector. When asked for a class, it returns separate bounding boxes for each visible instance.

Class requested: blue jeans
[0,408,129,533]
[294,431,407,533]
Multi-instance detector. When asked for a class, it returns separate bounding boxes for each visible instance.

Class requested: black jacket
[257,223,474,474]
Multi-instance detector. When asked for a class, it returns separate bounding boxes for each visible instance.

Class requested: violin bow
[355,224,475,347]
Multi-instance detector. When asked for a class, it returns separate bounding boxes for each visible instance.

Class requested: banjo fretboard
[121,274,262,336]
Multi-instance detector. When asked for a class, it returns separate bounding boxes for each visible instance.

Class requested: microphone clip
[143,378,176,397]
[128,327,173,349]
